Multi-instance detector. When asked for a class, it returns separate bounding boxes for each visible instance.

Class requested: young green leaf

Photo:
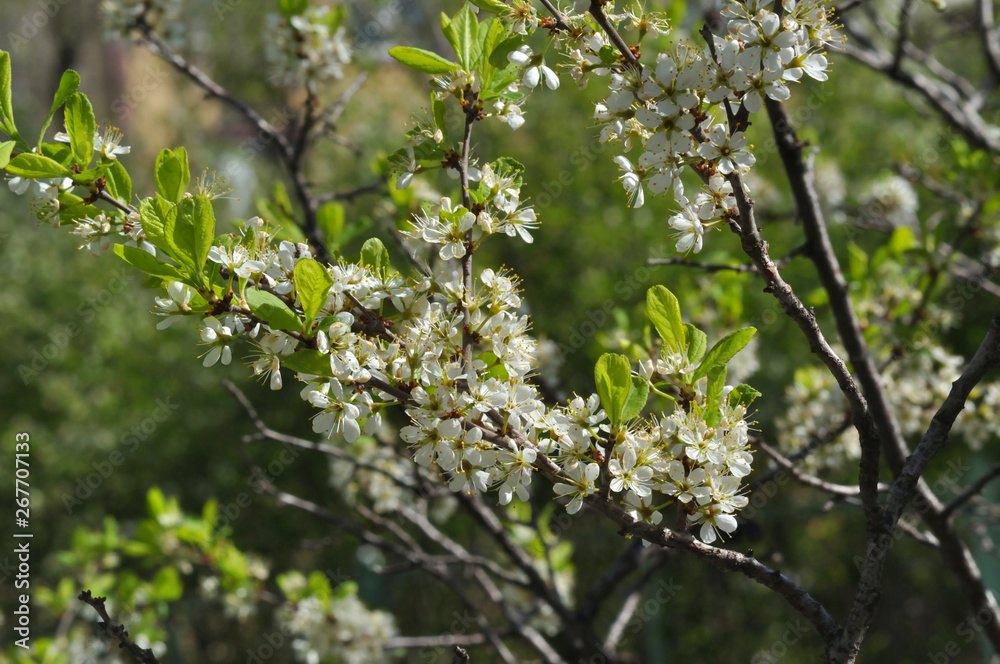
[113,244,186,281]
[477,17,507,94]
[150,566,183,602]
[4,153,73,178]
[64,93,96,166]
[441,4,480,71]
[281,349,335,377]
[704,366,727,427]
[694,327,756,380]
[154,147,191,203]
[317,201,345,247]
[0,140,14,169]
[244,288,303,333]
[163,199,197,274]
[477,350,510,380]
[620,375,649,423]
[728,383,762,409]
[360,237,391,275]
[388,47,460,75]
[294,258,333,333]
[432,95,448,144]
[279,0,308,17]
[646,285,685,352]
[38,69,80,145]
[470,0,509,13]
[138,195,174,253]
[0,51,15,137]
[105,158,132,205]
[595,353,632,428]
[684,323,708,365]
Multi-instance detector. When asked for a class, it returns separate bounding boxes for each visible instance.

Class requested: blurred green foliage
[1,0,999,662]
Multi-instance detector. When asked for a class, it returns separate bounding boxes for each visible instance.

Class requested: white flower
[208,245,266,279]
[96,126,131,160]
[553,462,600,514]
[508,45,560,90]
[697,125,756,175]
[613,156,645,208]
[199,316,234,367]
[668,203,705,254]
[608,446,654,498]
[154,281,194,329]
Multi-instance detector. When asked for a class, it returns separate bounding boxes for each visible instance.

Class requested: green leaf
[477,350,510,380]
[694,327,757,380]
[317,201,345,246]
[888,226,916,256]
[294,258,333,333]
[470,0,509,13]
[163,197,214,278]
[244,288,303,333]
[279,0,308,17]
[684,323,707,365]
[104,159,132,204]
[432,95,448,144]
[620,375,649,423]
[728,383,762,409]
[388,46,460,75]
[113,244,186,281]
[360,237,391,275]
[478,17,508,94]
[154,147,191,203]
[0,51,15,137]
[190,196,216,275]
[704,366,727,427]
[281,349,334,377]
[595,353,632,428]
[0,140,14,169]
[646,285,685,353]
[39,69,80,145]
[64,93,96,166]
[847,243,868,282]
[489,36,524,69]
[441,4,480,70]
[163,200,196,273]
[150,566,183,601]
[4,153,72,178]
[147,487,166,518]
[138,195,174,253]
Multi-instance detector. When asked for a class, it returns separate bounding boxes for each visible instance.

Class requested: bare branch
[78,591,161,664]
[758,440,891,497]
[943,464,1000,519]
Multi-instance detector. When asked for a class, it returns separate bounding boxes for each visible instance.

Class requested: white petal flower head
[614,156,645,209]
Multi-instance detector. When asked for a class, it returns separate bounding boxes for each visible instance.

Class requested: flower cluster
[101,0,183,41]
[265,6,352,87]
[278,573,396,664]
[504,0,839,254]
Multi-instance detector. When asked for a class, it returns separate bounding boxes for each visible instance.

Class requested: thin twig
[78,591,161,664]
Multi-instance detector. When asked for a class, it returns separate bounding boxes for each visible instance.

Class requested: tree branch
[78,590,161,664]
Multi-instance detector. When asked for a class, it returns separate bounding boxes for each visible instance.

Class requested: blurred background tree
[1,0,999,662]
